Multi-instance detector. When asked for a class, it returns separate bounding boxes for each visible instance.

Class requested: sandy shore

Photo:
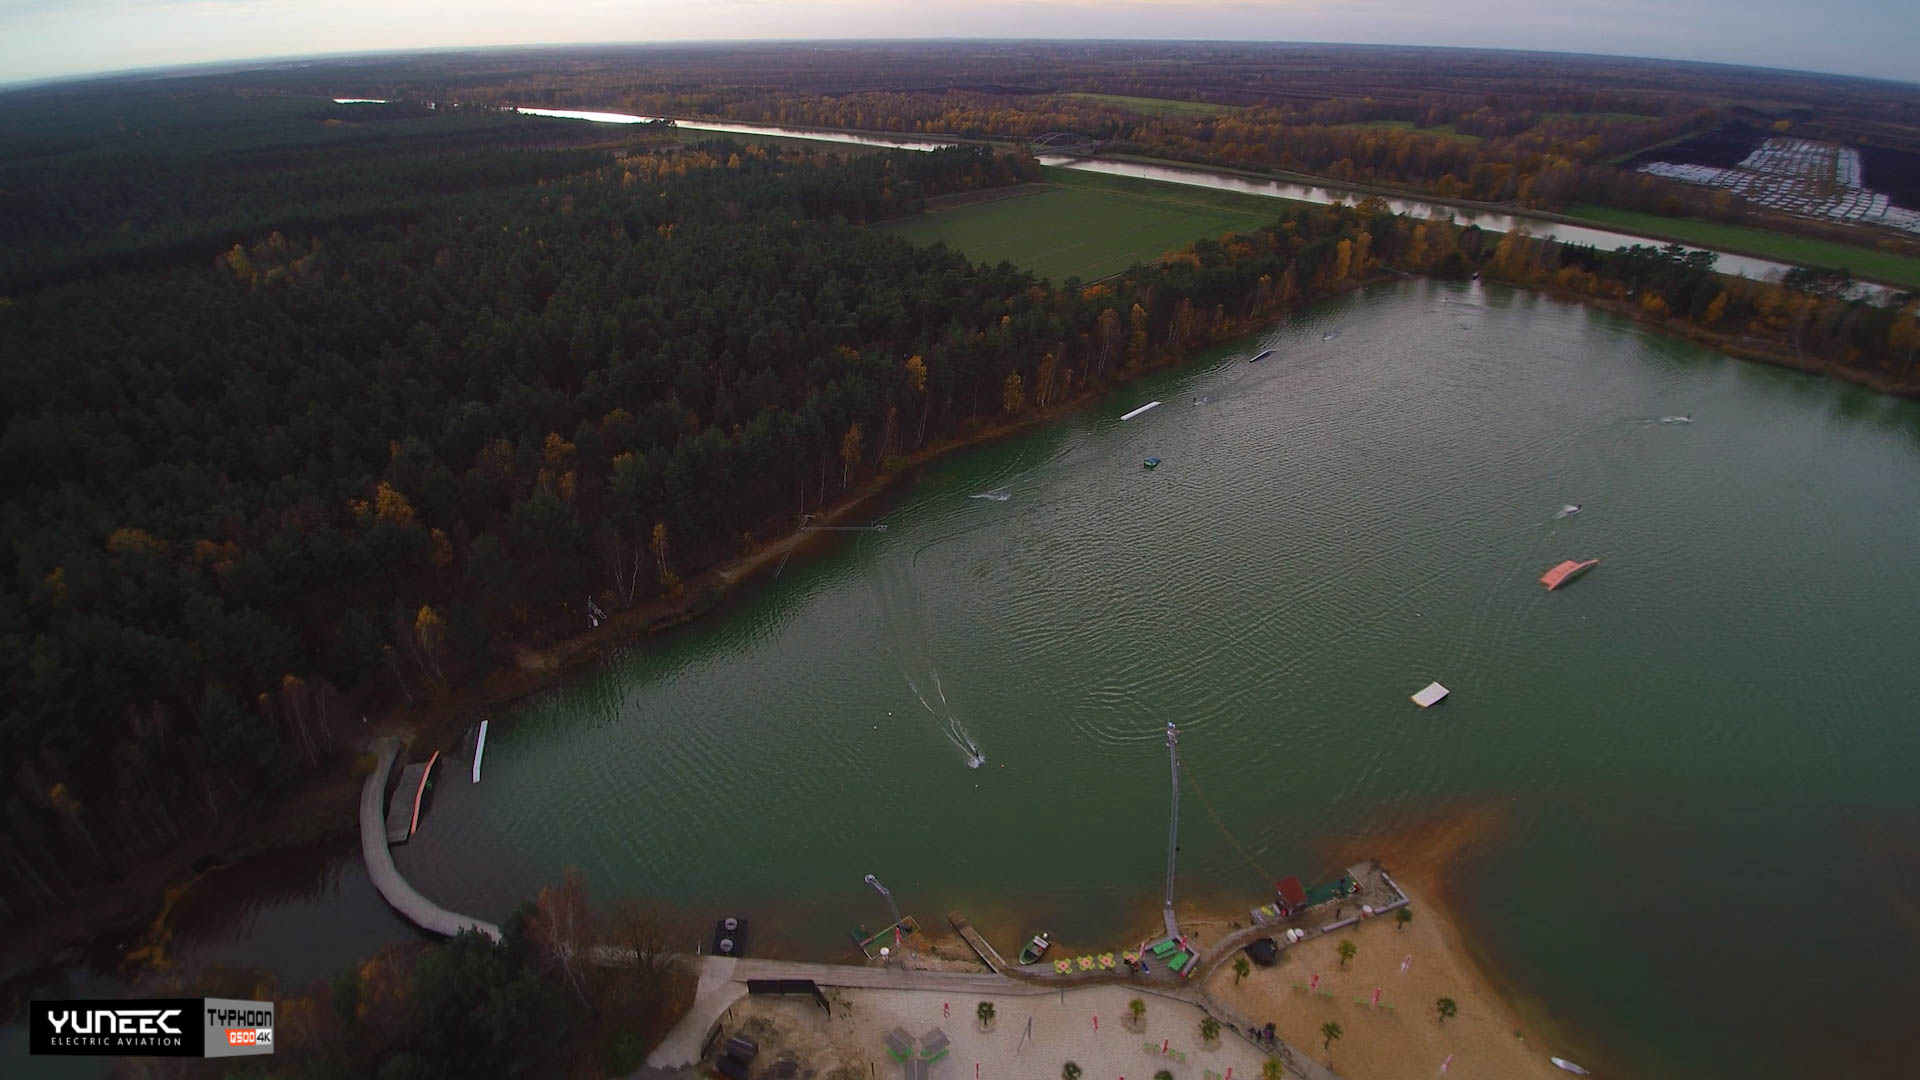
[1204,883,1566,1080]
[1194,804,1583,1080]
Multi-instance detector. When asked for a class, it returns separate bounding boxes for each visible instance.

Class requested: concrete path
[359,736,502,942]
[645,956,1054,1070]
[646,957,746,1069]
[731,958,1055,994]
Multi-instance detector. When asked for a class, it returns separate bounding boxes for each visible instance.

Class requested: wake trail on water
[869,555,986,769]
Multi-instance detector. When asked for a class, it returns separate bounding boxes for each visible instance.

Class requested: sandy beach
[1193,804,1581,1080]
[1204,883,1567,1080]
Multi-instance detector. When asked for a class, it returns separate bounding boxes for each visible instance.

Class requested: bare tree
[527,868,597,1004]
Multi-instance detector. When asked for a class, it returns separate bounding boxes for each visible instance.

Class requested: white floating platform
[471,719,489,784]
[1120,401,1162,421]
[1411,682,1450,708]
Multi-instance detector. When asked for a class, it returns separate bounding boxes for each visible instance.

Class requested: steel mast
[1163,721,1181,937]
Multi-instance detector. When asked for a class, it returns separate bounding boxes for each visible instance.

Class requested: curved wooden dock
[360,735,502,942]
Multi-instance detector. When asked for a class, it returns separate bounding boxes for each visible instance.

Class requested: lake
[12,280,1918,1079]
[388,279,1918,1077]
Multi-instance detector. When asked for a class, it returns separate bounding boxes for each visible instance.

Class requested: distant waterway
[510,106,1828,287]
[14,281,1920,1080]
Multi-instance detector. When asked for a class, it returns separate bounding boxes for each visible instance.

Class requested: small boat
[1143,457,1161,469]
[1411,682,1450,708]
[1248,349,1273,364]
[1018,932,1051,965]
[1549,1057,1590,1075]
[1540,559,1600,591]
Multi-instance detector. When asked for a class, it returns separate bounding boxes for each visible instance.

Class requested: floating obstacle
[1411,682,1450,708]
[1120,401,1162,421]
[1248,349,1274,364]
[470,719,489,784]
[384,751,441,844]
[1541,559,1600,590]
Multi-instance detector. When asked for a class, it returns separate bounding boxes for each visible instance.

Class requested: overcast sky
[1,0,1913,87]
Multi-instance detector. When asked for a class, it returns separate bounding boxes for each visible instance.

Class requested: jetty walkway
[359,735,502,942]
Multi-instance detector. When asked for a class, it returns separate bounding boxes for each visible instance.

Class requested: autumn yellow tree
[1002,372,1025,414]
[1033,352,1057,409]
[410,606,448,689]
[650,522,678,591]
[373,482,414,526]
[1096,307,1122,376]
[1330,238,1353,284]
[905,355,932,448]
[840,422,863,489]
[1127,303,1150,367]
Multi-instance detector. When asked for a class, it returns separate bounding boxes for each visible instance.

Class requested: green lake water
[20,279,1914,1079]
[394,279,1920,1078]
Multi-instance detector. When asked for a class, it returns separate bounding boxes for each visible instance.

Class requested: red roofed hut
[1274,876,1309,918]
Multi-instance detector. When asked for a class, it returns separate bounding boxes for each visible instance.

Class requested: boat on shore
[1549,1057,1590,1075]
[1018,931,1051,965]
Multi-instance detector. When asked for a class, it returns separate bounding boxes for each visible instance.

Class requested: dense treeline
[138,875,690,1079]
[1487,235,1920,374]
[0,106,1040,920]
[0,93,621,292]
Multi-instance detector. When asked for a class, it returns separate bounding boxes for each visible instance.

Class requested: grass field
[1537,111,1660,125]
[1065,92,1236,117]
[879,168,1297,283]
[1563,204,1920,288]
[1340,119,1482,144]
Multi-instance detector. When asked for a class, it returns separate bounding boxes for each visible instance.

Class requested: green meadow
[880,168,1300,283]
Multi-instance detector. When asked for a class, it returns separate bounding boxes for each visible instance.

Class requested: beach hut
[1274,876,1309,917]
[919,1028,950,1062]
[885,1028,914,1064]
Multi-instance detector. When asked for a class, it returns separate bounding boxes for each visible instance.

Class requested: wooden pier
[947,912,1011,973]
[359,736,501,942]
[385,759,431,843]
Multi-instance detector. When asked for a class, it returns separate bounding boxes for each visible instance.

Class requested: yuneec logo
[31,996,275,1057]
[39,1005,186,1050]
